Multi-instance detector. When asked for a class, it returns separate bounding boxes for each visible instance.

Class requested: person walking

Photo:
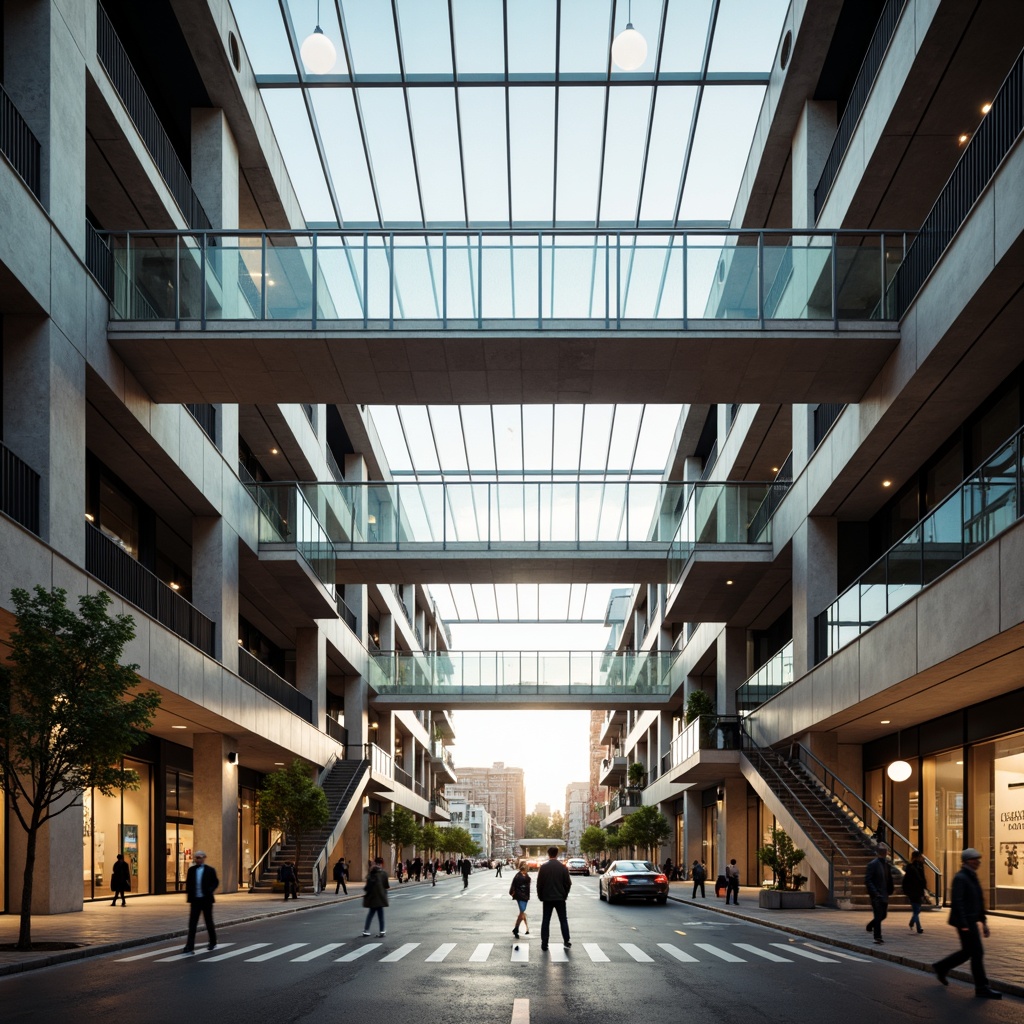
[510,862,531,939]
[181,850,219,953]
[395,859,404,884]
[333,857,348,895]
[864,843,894,944]
[362,856,390,937]
[662,857,674,882]
[933,848,1002,999]
[278,860,298,900]
[902,850,927,933]
[430,858,438,886]
[495,860,503,878]
[461,856,472,889]
[536,846,571,951]
[110,853,131,906]
[690,860,706,899]
[412,856,422,882]
[724,858,740,905]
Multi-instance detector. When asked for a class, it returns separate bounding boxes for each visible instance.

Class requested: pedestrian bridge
[102,228,900,405]
[366,649,679,710]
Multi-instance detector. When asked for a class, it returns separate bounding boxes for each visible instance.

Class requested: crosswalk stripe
[620,943,655,963]
[584,943,610,962]
[769,943,839,963]
[733,943,791,962]
[336,944,381,962]
[804,944,869,962]
[408,895,429,901]
[432,895,446,899]
[246,943,308,961]
[292,943,344,961]
[470,943,493,962]
[115,945,185,962]
[204,944,271,962]
[511,997,530,1024]
[547,945,569,962]
[511,943,529,963]
[426,943,457,962]
[657,943,699,962]
[695,943,746,962]
[380,943,420,962]
[156,943,235,962]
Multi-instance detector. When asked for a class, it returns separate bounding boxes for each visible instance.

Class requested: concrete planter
[758,889,815,910]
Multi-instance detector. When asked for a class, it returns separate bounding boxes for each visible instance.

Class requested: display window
[971,732,1024,912]
[921,749,964,906]
[165,769,194,892]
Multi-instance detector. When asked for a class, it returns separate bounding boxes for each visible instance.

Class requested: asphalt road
[3,872,1021,1024]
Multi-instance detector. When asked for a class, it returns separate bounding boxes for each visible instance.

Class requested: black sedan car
[598,860,669,905]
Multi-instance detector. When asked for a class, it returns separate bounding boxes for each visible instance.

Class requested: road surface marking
[408,895,429,901]
[511,943,530,963]
[204,944,270,962]
[246,943,308,961]
[804,944,869,961]
[115,946,185,962]
[380,943,420,962]
[336,943,381,961]
[547,945,569,962]
[425,943,457,962]
[470,943,494,962]
[155,943,235,962]
[511,998,530,1024]
[658,943,699,962]
[292,943,344,961]
[584,943,610,962]
[620,943,655,962]
[695,943,746,962]
[733,943,792,962]
[770,943,839,963]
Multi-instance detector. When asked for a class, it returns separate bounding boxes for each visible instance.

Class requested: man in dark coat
[536,846,572,951]
[864,843,893,943]
[182,850,219,953]
[110,853,131,906]
[333,857,348,895]
[278,860,298,900]
[933,848,1002,998]
[461,856,472,889]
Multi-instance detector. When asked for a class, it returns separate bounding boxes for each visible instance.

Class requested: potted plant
[685,689,716,746]
[627,761,646,789]
[756,827,814,908]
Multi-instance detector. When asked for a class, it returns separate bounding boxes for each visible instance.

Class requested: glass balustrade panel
[445,239,477,320]
[490,483,538,543]
[835,237,884,319]
[964,440,1017,552]
[393,483,443,543]
[390,240,442,319]
[886,525,922,612]
[921,490,963,585]
[444,483,491,544]
[204,238,260,320]
[540,482,578,542]
[265,240,313,320]
[365,483,401,544]
[618,240,673,320]
[315,239,367,320]
[365,239,391,319]
[480,239,514,318]
[858,558,887,631]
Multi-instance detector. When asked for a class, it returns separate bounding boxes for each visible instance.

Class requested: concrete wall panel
[999,528,1024,633]
[858,608,918,700]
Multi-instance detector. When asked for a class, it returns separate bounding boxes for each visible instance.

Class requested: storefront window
[971,732,1024,912]
[82,759,152,900]
[239,786,258,887]
[166,769,194,892]
[922,749,964,905]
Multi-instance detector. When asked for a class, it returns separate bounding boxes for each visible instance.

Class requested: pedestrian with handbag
[510,862,531,939]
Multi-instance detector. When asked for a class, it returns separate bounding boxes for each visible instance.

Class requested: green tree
[0,586,160,949]
[440,825,475,857]
[684,688,716,724]
[370,806,421,870]
[523,812,550,837]
[419,821,442,858]
[579,825,610,858]
[617,805,671,860]
[756,827,807,891]
[257,759,330,881]
[548,810,565,839]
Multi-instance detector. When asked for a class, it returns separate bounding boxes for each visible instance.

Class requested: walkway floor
[1,876,1021,999]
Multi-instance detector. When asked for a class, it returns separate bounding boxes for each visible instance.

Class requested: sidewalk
[1,875,1021,997]
[665,880,1024,998]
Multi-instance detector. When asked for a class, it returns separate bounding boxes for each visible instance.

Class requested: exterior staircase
[741,741,938,909]
[251,756,368,893]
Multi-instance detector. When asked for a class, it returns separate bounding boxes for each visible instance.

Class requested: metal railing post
[200,232,207,329]
[604,234,610,328]
[174,233,181,329]
[616,233,621,329]
[477,231,483,329]
[682,232,688,330]
[537,231,543,329]
[388,231,394,330]
[442,232,448,329]
[311,232,318,330]
[757,231,765,328]
[260,233,267,320]
[363,233,369,329]
[831,232,838,329]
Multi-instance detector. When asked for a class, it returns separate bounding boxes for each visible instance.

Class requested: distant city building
[588,709,607,824]
[532,802,551,820]
[564,782,589,854]
[442,785,492,859]
[448,763,525,856]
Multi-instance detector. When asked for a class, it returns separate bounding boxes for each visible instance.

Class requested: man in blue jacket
[933,849,1002,999]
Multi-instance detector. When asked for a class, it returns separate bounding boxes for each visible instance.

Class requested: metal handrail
[248,832,283,892]
[790,741,942,902]
[311,759,369,893]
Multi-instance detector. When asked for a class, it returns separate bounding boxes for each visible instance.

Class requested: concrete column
[344,676,369,749]
[7,790,81,914]
[216,403,238,458]
[682,788,702,876]
[296,627,326,730]
[190,109,239,230]
[718,778,748,879]
[716,626,747,715]
[193,733,239,894]
[342,803,369,881]
[379,612,396,650]
[792,516,838,677]
[3,0,85,246]
[2,316,86,560]
[791,100,836,230]
[192,517,239,662]
[792,404,815,477]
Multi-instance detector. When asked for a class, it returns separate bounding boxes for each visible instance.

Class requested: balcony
[430,791,451,820]
[237,647,312,723]
[0,82,41,198]
[85,522,214,656]
[1,441,40,536]
[736,641,794,714]
[816,423,1024,662]
[661,715,743,785]
[600,707,627,744]
[598,755,628,788]
[430,742,457,782]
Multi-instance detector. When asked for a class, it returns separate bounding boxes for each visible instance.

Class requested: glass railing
[817,424,1023,661]
[665,714,743,771]
[370,650,675,698]
[251,480,685,551]
[736,641,794,714]
[667,482,785,583]
[102,229,903,328]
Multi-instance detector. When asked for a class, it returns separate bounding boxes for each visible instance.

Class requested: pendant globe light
[300,0,337,75]
[886,727,912,782]
[611,0,647,71]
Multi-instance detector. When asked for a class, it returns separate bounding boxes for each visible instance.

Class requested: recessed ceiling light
[725,580,734,586]
[882,480,892,488]
[271,447,279,454]
[171,724,187,729]
[981,102,992,115]
[880,720,890,724]
[771,467,779,474]
[956,760,963,765]
[274,762,285,766]
[958,133,970,145]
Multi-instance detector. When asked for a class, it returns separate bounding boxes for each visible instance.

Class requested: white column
[193,733,239,894]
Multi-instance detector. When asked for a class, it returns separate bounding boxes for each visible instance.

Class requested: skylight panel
[708,0,789,73]
[458,88,510,224]
[408,89,465,225]
[509,88,555,225]
[494,584,519,619]
[262,90,335,223]
[492,405,524,473]
[395,0,454,75]
[606,405,644,468]
[508,0,556,74]
[430,583,458,620]
[539,584,572,619]
[679,86,765,223]
[369,406,414,473]
[659,0,714,73]
[638,87,696,224]
[518,585,540,620]
[451,0,504,76]
[635,405,682,471]
[552,406,584,472]
[472,585,499,620]
[311,89,377,226]
[397,406,441,472]
[567,584,587,620]
[358,88,422,224]
[230,0,297,75]
[461,407,498,476]
[579,406,615,471]
[448,583,478,619]
[558,0,613,74]
[555,88,604,224]
[599,86,653,224]
[340,0,400,74]
[428,406,469,473]
[522,406,554,472]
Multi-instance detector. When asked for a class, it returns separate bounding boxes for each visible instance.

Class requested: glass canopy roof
[227,0,789,628]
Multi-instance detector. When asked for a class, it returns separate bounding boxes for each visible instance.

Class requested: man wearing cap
[932,848,1002,999]
[182,850,219,954]
[864,843,893,944]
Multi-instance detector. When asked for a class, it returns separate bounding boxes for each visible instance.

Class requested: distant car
[566,857,590,876]
[598,859,669,905]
